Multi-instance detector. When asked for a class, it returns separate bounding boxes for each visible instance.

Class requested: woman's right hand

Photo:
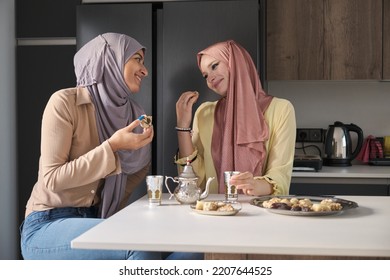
[108,119,153,152]
[176,91,199,127]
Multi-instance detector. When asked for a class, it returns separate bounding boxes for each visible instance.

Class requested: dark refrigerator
[77,0,265,202]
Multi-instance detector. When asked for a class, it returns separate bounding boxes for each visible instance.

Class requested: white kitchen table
[71,194,390,259]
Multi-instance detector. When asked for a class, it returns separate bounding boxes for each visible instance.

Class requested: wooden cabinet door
[267,0,382,80]
[266,0,324,80]
[383,0,390,79]
[324,0,382,80]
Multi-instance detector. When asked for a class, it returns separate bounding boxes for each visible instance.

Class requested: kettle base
[323,158,352,167]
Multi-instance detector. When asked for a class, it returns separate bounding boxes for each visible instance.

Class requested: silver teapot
[165,159,214,204]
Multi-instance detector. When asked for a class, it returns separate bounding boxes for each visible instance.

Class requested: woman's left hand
[230,172,273,196]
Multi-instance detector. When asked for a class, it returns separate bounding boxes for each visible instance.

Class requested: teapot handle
[164,176,177,200]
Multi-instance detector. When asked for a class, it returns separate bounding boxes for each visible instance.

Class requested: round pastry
[312,203,331,212]
[217,204,234,212]
[195,200,204,210]
[138,114,152,128]
[203,201,218,211]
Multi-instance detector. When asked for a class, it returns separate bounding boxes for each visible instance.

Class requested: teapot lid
[178,158,198,179]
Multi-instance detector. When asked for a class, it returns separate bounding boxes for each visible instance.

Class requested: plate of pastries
[191,200,242,216]
[250,195,358,216]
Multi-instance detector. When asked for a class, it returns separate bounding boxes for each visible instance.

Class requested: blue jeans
[20,207,203,260]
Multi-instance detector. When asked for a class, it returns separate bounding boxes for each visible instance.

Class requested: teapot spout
[200,177,215,200]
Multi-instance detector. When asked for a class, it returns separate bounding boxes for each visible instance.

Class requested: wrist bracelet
[175,126,192,132]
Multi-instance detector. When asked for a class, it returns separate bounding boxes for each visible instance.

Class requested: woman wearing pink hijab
[175,40,296,196]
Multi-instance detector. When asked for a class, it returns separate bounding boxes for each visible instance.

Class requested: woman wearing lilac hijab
[20,33,202,260]
[175,40,296,197]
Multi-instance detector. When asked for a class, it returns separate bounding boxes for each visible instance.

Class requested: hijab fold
[197,40,273,193]
[74,33,151,218]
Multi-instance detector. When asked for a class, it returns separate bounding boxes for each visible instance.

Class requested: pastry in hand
[138,114,152,128]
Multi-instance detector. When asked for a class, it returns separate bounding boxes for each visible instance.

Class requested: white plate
[191,208,240,216]
[190,201,241,216]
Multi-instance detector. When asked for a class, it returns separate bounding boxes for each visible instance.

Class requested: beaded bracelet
[175,126,192,132]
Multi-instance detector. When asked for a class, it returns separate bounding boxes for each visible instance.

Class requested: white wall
[268,80,390,138]
[0,0,18,259]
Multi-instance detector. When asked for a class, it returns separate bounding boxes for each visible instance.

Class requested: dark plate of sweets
[250,195,358,216]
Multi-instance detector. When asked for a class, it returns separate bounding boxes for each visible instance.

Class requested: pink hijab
[197,40,273,193]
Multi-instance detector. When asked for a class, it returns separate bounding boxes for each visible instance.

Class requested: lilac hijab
[74,33,151,218]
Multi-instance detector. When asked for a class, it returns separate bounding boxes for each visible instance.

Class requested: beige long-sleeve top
[176,97,296,195]
[25,87,149,217]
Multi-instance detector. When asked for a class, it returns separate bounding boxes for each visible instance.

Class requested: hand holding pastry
[138,114,153,128]
[108,118,153,152]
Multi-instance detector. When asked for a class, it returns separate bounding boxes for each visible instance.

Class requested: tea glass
[224,171,240,202]
[146,175,164,206]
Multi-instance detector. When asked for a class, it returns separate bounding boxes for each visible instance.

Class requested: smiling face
[123,50,148,93]
[199,54,230,97]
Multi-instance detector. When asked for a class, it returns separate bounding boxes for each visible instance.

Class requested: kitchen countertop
[71,194,390,259]
[293,165,390,179]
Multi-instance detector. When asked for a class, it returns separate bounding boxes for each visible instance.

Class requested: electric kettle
[323,121,364,166]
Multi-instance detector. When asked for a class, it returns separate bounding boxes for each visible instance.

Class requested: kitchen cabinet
[77,0,264,189]
[384,0,390,79]
[16,45,77,242]
[266,0,382,80]
[16,0,80,37]
[16,0,80,260]
[290,166,390,196]
[266,0,324,80]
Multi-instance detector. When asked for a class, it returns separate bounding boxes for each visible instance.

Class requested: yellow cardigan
[176,97,296,195]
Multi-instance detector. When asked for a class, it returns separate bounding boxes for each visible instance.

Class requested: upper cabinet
[16,0,81,38]
[266,0,383,80]
[323,0,382,80]
[384,0,390,79]
[266,0,324,80]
